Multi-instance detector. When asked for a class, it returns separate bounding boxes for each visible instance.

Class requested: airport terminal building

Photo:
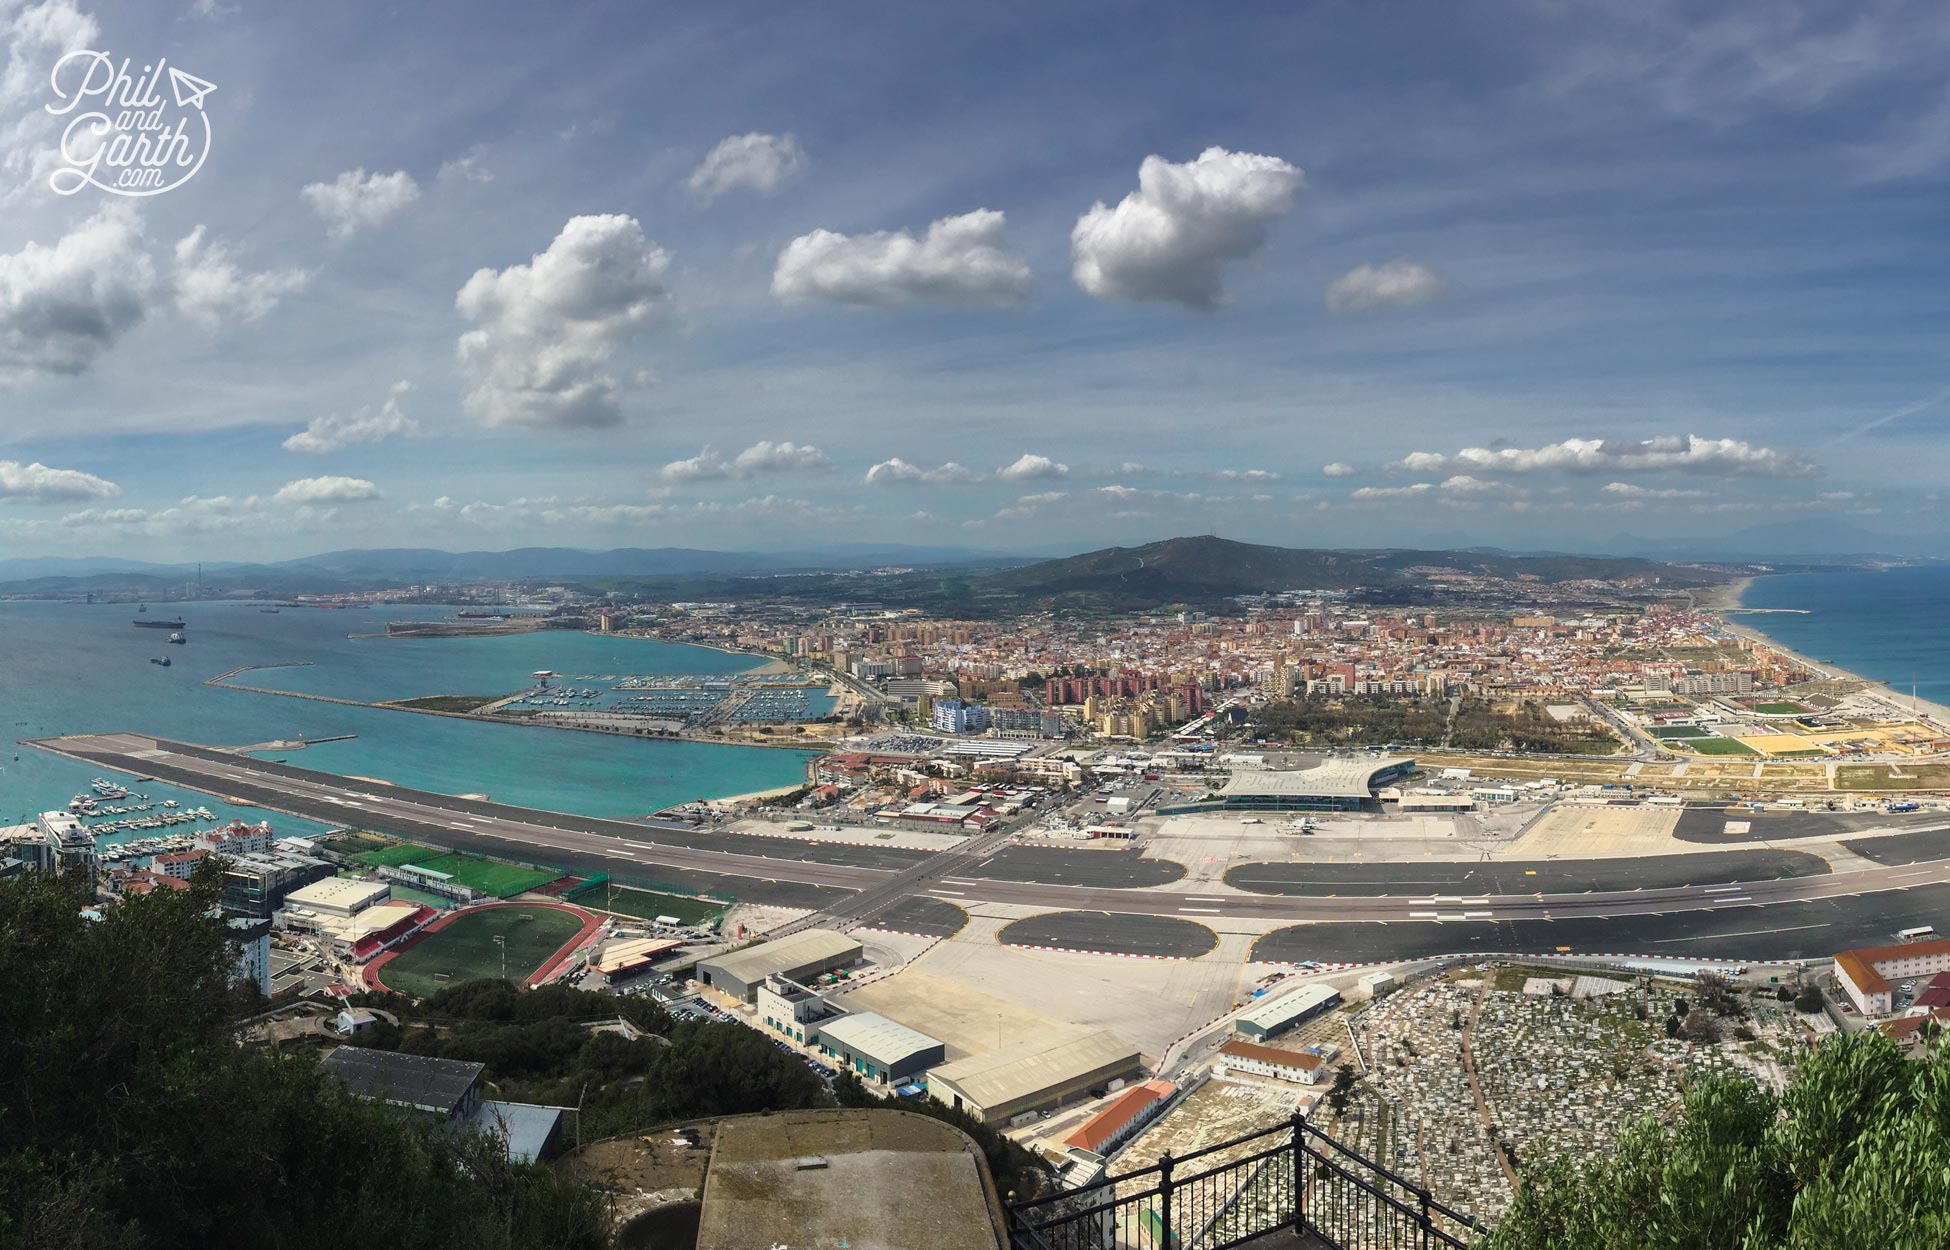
[1160,756,1416,815]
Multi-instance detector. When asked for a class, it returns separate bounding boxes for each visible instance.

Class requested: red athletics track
[363,900,604,993]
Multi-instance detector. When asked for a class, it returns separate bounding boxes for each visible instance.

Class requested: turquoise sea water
[1738,564,1950,709]
[0,601,814,837]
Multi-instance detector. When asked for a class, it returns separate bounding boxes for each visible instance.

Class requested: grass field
[378,906,587,997]
[1836,763,1950,791]
[386,694,505,713]
[1648,725,1712,739]
[351,843,443,867]
[581,884,723,926]
[348,842,558,897]
[1682,737,1760,756]
[410,853,559,898]
[317,830,396,856]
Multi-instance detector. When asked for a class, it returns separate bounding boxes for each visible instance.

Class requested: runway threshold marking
[1703,885,1743,894]
[1179,908,1221,914]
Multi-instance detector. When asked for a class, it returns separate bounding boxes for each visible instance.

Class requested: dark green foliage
[1483,1031,1950,1250]
[1252,696,1618,753]
[371,979,826,1142]
[0,868,607,1250]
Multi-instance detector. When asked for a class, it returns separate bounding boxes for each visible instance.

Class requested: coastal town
[9,550,1950,1246]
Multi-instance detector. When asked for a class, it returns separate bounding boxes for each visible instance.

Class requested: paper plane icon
[168,67,217,111]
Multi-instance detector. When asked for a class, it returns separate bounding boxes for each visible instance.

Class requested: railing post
[1157,1151,1174,1250]
[1418,1188,1434,1246]
[1289,1110,1308,1232]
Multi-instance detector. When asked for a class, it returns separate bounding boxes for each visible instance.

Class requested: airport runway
[32,733,1950,958]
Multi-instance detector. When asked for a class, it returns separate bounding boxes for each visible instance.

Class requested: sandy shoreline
[1713,574,1950,728]
[706,781,808,807]
[582,629,795,675]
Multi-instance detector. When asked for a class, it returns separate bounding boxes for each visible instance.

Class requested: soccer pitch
[410,853,559,898]
[1683,737,1760,756]
[349,842,557,897]
[581,883,724,926]
[351,843,442,867]
[377,906,588,997]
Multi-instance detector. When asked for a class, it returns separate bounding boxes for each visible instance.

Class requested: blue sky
[1,0,1947,561]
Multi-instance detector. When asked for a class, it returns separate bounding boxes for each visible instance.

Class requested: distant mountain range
[979,535,1733,609]
[0,533,1822,610]
[0,543,1023,592]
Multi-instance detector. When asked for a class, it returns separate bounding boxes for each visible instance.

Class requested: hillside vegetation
[1484,1030,1949,1250]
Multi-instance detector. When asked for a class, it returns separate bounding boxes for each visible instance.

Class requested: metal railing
[1007,1113,1482,1250]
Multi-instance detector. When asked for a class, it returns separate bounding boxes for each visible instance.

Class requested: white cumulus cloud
[1390,435,1817,478]
[1321,462,1357,478]
[1438,475,1521,494]
[1325,258,1451,313]
[455,214,671,429]
[1071,146,1303,308]
[687,132,807,201]
[1601,481,1707,499]
[997,453,1069,481]
[301,168,421,239]
[274,475,380,505]
[863,458,980,486]
[0,458,119,502]
[0,205,156,384]
[1350,482,1434,500]
[285,382,417,454]
[772,209,1030,306]
[661,440,829,481]
[172,227,310,327]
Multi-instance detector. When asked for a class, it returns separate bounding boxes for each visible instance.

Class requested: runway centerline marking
[1652,922,1830,942]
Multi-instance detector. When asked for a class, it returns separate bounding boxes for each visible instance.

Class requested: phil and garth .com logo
[45,50,216,197]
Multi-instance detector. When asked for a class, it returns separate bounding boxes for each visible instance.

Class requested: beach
[1714,575,1950,729]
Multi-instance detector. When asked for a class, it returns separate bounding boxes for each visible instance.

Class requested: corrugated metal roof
[929,1029,1137,1111]
[702,929,861,983]
[816,1012,941,1066]
[1236,983,1339,1030]
[464,1099,561,1163]
[321,1046,482,1116]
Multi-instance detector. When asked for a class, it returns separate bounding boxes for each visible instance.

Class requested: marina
[1,600,816,835]
[505,671,834,728]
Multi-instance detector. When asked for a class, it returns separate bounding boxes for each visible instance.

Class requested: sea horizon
[1726,564,1950,720]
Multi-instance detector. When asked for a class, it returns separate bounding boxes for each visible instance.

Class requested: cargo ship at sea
[134,618,185,629]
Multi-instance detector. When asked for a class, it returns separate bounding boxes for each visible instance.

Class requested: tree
[1794,984,1824,1014]
[1326,1064,1360,1115]
[0,869,608,1250]
[1482,1032,1950,1249]
[1677,1010,1723,1044]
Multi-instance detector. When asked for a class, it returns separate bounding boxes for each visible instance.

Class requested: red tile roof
[1062,1081,1175,1153]
[1219,1040,1325,1071]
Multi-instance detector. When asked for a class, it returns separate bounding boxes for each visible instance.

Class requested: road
[29,733,1950,953]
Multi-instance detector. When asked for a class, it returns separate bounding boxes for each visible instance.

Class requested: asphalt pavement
[34,733,1950,961]
[1252,883,1950,964]
[998,910,1219,959]
[1223,850,1830,897]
